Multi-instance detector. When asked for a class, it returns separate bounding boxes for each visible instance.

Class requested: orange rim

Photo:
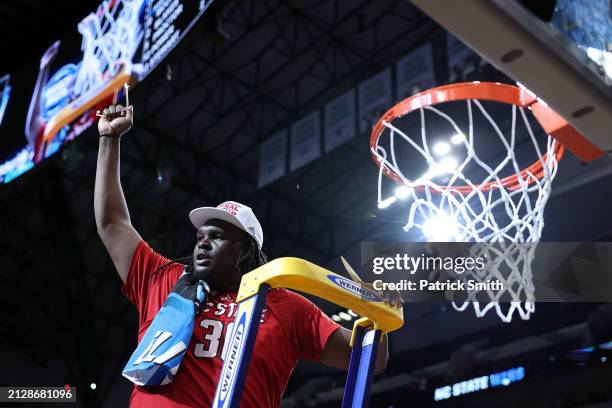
[370,82,567,194]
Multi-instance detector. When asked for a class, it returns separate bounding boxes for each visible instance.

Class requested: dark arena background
[1,0,611,407]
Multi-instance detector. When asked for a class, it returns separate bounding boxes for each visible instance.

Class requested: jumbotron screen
[0,0,215,184]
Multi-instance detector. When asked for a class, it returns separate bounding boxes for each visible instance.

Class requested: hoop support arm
[530,100,603,161]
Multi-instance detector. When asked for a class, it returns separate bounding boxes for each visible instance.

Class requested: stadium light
[433,141,451,155]
[439,157,458,173]
[338,312,352,321]
[422,211,459,241]
[395,186,411,199]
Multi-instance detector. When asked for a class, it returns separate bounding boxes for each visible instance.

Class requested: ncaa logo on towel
[219,311,246,403]
[327,275,381,302]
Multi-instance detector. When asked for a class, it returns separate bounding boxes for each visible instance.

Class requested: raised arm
[95,104,141,283]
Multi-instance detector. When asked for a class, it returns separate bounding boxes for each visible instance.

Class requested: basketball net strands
[74,0,144,98]
[370,82,603,323]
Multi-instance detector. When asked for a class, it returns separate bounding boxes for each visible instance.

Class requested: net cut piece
[373,94,563,323]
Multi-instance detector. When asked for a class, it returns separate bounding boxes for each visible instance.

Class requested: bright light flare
[378,196,397,209]
[430,157,459,177]
[433,141,451,155]
[440,157,459,172]
[422,212,459,241]
[395,186,411,199]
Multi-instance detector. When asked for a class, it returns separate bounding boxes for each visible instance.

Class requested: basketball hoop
[370,82,588,322]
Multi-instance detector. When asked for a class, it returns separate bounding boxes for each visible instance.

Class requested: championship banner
[258,130,287,188]
[290,111,321,171]
[396,43,435,99]
[447,32,484,82]
[0,0,216,184]
[358,68,392,133]
[324,89,356,153]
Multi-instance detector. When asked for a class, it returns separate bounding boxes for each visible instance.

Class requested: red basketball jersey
[121,240,340,407]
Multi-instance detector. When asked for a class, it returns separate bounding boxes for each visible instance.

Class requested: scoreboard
[0,0,216,184]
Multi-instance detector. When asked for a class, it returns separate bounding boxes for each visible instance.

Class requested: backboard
[410,0,612,155]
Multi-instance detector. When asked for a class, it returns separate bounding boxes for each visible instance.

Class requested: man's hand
[341,256,404,308]
[98,104,133,137]
[320,257,403,374]
[364,281,404,308]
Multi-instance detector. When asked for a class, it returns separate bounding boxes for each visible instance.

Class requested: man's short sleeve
[286,291,341,361]
[121,240,181,316]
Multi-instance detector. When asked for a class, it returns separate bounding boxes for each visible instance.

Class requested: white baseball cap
[189,201,264,249]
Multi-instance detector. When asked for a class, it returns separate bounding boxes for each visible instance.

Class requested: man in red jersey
[94,104,401,407]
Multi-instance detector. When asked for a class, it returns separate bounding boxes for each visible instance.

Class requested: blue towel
[122,274,209,386]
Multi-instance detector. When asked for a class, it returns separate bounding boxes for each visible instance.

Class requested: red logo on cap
[218,202,241,216]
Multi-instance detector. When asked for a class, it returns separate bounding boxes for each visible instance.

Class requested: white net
[373,96,564,322]
[73,0,145,98]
